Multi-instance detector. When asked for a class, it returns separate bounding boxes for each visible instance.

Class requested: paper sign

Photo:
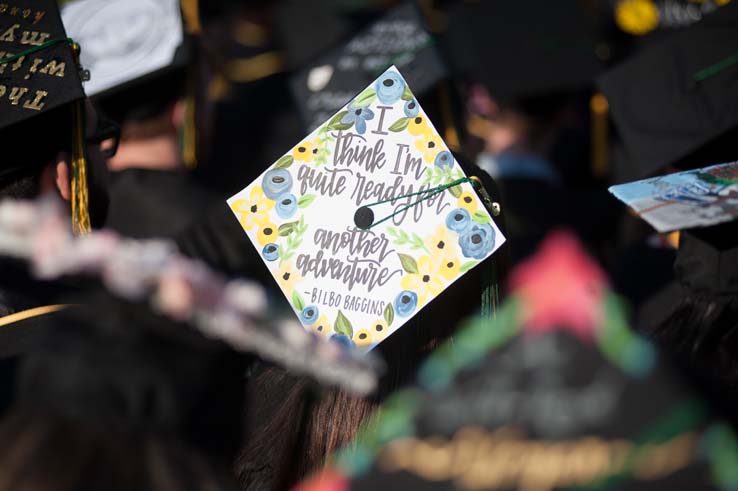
[228,67,504,351]
[289,2,447,132]
[609,162,738,233]
[61,0,183,96]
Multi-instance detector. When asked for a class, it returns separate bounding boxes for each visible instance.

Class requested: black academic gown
[0,258,74,415]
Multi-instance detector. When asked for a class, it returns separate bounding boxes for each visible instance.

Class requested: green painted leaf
[354,88,377,107]
[275,155,294,169]
[334,310,353,338]
[292,290,305,311]
[384,302,394,327]
[329,121,354,131]
[398,253,419,274]
[459,261,479,274]
[298,194,316,208]
[448,185,462,198]
[401,85,414,101]
[472,210,492,224]
[389,117,410,132]
[279,221,298,236]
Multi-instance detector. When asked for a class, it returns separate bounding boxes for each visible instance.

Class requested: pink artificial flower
[293,468,349,491]
[508,230,607,340]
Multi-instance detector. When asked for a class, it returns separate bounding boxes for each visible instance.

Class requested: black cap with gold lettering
[0,0,84,130]
[0,0,93,234]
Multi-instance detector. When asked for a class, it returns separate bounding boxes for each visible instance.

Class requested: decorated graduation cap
[297,232,738,491]
[289,2,447,132]
[609,161,738,233]
[611,0,731,38]
[444,0,606,101]
[0,0,91,233]
[228,66,505,352]
[59,0,188,98]
[598,0,738,180]
[0,197,380,395]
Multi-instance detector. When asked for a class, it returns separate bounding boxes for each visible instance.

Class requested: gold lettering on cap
[23,56,41,79]
[0,5,7,14]
[0,23,20,42]
[9,6,17,16]
[0,85,6,97]
[8,86,28,104]
[33,11,44,25]
[22,89,46,111]
[21,8,29,18]
[20,30,49,46]
[39,59,64,77]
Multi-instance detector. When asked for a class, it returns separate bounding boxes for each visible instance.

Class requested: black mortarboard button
[598,1,738,181]
[353,206,374,230]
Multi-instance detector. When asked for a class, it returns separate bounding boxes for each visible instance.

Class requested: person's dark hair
[0,104,74,200]
[0,292,244,490]
[645,222,738,393]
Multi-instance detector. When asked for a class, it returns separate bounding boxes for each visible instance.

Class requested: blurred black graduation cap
[349,331,738,491]
[60,0,191,121]
[598,0,738,181]
[289,1,447,132]
[0,0,84,131]
[444,0,608,103]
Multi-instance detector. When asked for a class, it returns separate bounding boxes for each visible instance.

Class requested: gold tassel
[181,0,202,34]
[71,98,91,235]
[70,42,91,235]
[590,92,610,180]
[182,93,198,169]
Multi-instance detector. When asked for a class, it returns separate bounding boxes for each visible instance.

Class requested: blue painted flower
[300,305,319,326]
[276,193,297,219]
[262,243,279,262]
[262,168,293,200]
[404,99,419,117]
[459,223,496,260]
[341,103,374,134]
[434,150,453,168]
[394,290,418,317]
[375,71,405,104]
[330,334,354,349]
[446,208,471,233]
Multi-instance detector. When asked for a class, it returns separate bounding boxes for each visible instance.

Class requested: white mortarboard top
[227,66,505,352]
[609,161,738,233]
[60,0,185,97]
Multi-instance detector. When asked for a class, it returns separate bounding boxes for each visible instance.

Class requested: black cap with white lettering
[0,0,84,131]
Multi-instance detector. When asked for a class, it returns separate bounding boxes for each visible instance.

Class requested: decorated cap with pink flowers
[294,231,738,491]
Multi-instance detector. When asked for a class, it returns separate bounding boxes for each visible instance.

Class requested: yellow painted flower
[457,191,477,213]
[408,114,432,137]
[231,186,274,230]
[400,255,445,305]
[437,254,461,281]
[370,319,388,341]
[414,134,444,163]
[425,225,451,254]
[353,329,373,347]
[293,140,319,162]
[311,315,332,337]
[615,0,659,35]
[275,262,302,292]
[256,222,278,246]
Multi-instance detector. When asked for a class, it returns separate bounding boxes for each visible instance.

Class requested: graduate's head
[0,0,109,229]
[61,0,194,171]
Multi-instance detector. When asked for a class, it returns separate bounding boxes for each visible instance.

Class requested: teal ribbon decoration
[0,37,76,66]
[358,177,473,230]
[694,51,738,83]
